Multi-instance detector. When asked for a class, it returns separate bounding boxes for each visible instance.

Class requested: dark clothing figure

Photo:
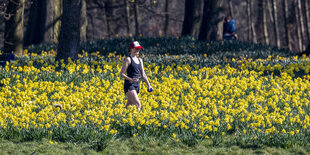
[0,53,15,66]
[124,56,142,94]
[223,18,236,40]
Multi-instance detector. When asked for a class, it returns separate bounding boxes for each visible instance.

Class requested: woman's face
[131,48,140,55]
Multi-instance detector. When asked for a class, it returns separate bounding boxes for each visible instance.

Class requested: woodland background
[0,0,309,59]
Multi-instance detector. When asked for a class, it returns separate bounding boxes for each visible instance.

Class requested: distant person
[120,41,153,112]
[0,53,15,66]
[223,16,237,40]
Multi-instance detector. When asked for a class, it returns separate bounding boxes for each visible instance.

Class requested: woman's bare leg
[125,98,134,108]
[126,90,141,111]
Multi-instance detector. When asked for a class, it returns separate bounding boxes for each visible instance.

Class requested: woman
[120,41,153,111]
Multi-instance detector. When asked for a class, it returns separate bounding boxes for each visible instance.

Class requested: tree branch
[144,6,183,22]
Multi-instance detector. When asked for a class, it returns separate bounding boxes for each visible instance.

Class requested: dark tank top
[125,56,142,86]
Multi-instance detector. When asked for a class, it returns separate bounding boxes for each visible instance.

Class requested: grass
[0,139,97,155]
[0,137,309,155]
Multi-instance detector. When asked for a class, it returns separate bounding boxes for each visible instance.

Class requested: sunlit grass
[0,137,310,154]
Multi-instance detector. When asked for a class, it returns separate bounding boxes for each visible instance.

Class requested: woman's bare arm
[140,58,151,87]
[120,57,133,82]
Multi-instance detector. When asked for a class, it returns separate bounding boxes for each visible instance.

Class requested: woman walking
[120,41,153,111]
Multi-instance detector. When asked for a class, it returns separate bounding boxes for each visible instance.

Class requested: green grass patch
[0,138,309,154]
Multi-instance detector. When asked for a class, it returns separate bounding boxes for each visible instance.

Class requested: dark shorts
[124,83,140,94]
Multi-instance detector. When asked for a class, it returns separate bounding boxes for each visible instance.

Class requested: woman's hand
[147,85,153,92]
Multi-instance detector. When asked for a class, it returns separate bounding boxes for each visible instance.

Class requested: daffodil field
[1,40,310,149]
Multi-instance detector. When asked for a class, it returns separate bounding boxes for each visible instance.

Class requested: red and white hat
[129,41,144,49]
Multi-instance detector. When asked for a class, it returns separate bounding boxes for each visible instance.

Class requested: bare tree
[283,0,292,50]
[44,0,62,43]
[255,1,263,43]
[24,0,43,46]
[54,0,62,43]
[133,1,140,36]
[267,0,273,22]
[56,0,81,61]
[0,1,10,19]
[250,0,256,43]
[80,0,87,42]
[246,0,256,43]
[228,0,233,18]
[25,0,62,46]
[164,0,170,35]
[297,0,305,50]
[4,0,25,56]
[181,0,203,36]
[247,0,251,41]
[298,0,310,54]
[105,0,117,36]
[124,0,131,35]
[263,0,269,45]
[306,0,310,42]
[272,0,280,47]
[295,0,302,51]
[2,0,309,53]
[198,0,224,41]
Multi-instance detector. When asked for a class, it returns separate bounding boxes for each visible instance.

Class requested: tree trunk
[43,0,52,42]
[263,0,269,45]
[124,0,131,35]
[247,0,251,41]
[105,0,116,36]
[105,1,111,36]
[24,0,43,46]
[255,0,263,43]
[86,3,95,40]
[25,0,62,46]
[54,0,62,43]
[297,0,305,51]
[250,0,257,43]
[181,0,203,36]
[306,0,310,42]
[272,0,280,47]
[133,1,140,36]
[283,0,292,50]
[44,0,62,43]
[229,0,234,18]
[246,0,256,42]
[164,0,170,35]
[56,0,81,61]
[267,0,274,22]
[80,0,87,42]
[295,0,302,52]
[198,0,224,41]
[4,0,25,56]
